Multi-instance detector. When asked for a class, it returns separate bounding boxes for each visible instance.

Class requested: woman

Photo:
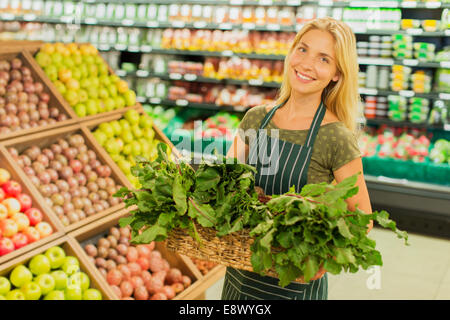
[222,17,373,300]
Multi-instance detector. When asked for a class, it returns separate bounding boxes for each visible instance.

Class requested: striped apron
[221,100,328,300]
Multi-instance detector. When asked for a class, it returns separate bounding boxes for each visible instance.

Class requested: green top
[238,105,362,184]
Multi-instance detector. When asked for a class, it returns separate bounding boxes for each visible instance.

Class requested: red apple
[0,168,10,185]
[23,226,40,243]
[0,188,5,202]
[24,208,43,226]
[0,203,7,220]
[35,221,52,238]
[17,193,32,212]
[0,237,14,256]
[2,180,22,197]
[0,219,18,237]
[11,213,30,231]
[11,232,28,249]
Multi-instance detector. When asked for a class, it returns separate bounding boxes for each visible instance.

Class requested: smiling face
[288,29,340,99]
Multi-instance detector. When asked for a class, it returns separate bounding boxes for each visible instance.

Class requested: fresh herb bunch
[249,175,409,286]
[115,143,409,288]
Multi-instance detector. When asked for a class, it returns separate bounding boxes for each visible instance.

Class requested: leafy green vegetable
[115,143,409,287]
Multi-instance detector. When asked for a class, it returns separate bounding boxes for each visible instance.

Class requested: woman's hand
[297,265,327,283]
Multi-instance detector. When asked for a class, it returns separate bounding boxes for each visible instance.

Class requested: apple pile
[84,225,192,300]
[189,257,218,276]
[92,109,167,188]
[7,134,123,227]
[0,167,53,257]
[35,43,137,117]
[0,245,103,300]
[0,56,68,135]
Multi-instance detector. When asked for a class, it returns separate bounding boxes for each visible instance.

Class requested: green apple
[117,159,132,175]
[35,273,55,295]
[71,68,82,80]
[122,144,132,156]
[98,87,109,99]
[139,115,153,128]
[98,63,109,76]
[99,75,111,86]
[87,87,99,99]
[65,285,82,300]
[121,131,134,144]
[69,272,90,291]
[104,97,116,112]
[78,89,88,103]
[0,276,11,295]
[51,270,68,290]
[83,288,102,300]
[108,84,118,98]
[53,80,67,95]
[21,282,42,300]
[131,141,142,156]
[110,74,120,84]
[74,103,87,117]
[98,123,115,138]
[124,109,140,125]
[90,77,100,88]
[110,120,122,136]
[6,289,25,300]
[50,52,63,65]
[131,124,143,138]
[45,246,66,269]
[80,78,91,89]
[29,254,51,276]
[119,119,131,132]
[115,96,126,109]
[64,89,79,107]
[71,53,83,66]
[110,154,123,162]
[10,265,32,288]
[93,131,108,147]
[105,138,120,155]
[44,290,65,300]
[143,127,155,141]
[79,64,88,79]
[86,99,98,115]
[62,56,75,69]
[115,138,124,151]
[44,65,58,82]
[139,139,151,156]
[97,100,106,113]
[35,52,51,68]
[61,256,80,276]
[123,90,136,107]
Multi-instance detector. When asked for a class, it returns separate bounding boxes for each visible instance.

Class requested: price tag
[439,93,450,100]
[359,88,378,95]
[115,70,127,77]
[440,61,450,69]
[259,0,273,5]
[249,79,264,86]
[172,21,185,28]
[128,46,140,52]
[84,18,97,25]
[169,73,183,80]
[60,16,74,24]
[399,90,415,98]
[318,0,333,6]
[122,19,134,26]
[193,21,207,29]
[176,99,189,106]
[150,97,161,104]
[406,28,423,35]
[222,50,233,57]
[98,44,111,51]
[137,96,146,103]
[444,123,450,131]
[219,23,233,30]
[242,23,256,30]
[146,21,159,28]
[230,0,244,5]
[114,44,127,51]
[287,0,302,6]
[267,24,281,31]
[401,1,417,8]
[403,59,419,66]
[425,2,441,8]
[136,70,149,77]
[184,74,197,81]
[140,45,152,52]
[23,14,36,21]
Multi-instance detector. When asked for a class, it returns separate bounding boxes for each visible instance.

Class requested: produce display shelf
[0,149,65,266]
[0,235,117,299]
[358,88,450,101]
[142,97,249,113]
[0,49,78,142]
[365,118,449,131]
[1,124,129,234]
[68,209,206,300]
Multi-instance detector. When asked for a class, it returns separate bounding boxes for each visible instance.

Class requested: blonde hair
[275,17,361,134]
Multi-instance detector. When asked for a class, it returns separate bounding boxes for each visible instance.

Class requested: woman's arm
[226,133,249,163]
[333,157,373,232]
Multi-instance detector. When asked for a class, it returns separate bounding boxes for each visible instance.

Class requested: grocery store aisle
[205,227,450,300]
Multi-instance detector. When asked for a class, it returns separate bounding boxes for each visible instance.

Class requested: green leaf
[323,258,342,275]
[303,256,319,283]
[195,167,221,191]
[275,263,302,287]
[173,174,187,215]
[131,224,167,244]
[188,199,216,227]
[337,218,354,239]
[118,216,134,228]
[334,247,356,265]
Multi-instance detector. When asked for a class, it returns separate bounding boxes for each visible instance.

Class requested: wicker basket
[166,223,305,282]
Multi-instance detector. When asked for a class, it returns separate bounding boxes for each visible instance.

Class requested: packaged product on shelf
[213,6,229,24]
[364,96,377,119]
[147,4,158,22]
[411,70,432,93]
[434,68,450,92]
[429,139,450,164]
[279,7,295,26]
[254,7,267,26]
[365,65,378,89]
[158,5,169,23]
[422,19,440,32]
[388,95,407,121]
[390,65,411,91]
[401,19,421,30]
[428,100,449,126]
[358,130,378,157]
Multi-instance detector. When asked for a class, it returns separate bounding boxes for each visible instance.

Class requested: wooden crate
[68,209,206,300]
[0,40,44,55]
[0,150,65,266]
[0,235,116,300]
[0,50,78,142]
[0,123,129,233]
[28,42,143,124]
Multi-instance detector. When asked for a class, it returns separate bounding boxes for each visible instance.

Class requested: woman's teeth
[296,71,314,81]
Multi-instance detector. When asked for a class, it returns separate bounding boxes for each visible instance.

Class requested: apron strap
[259,100,287,129]
[304,101,326,148]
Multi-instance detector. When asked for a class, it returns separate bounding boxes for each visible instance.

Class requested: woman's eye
[298,47,306,52]
[320,57,329,63]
